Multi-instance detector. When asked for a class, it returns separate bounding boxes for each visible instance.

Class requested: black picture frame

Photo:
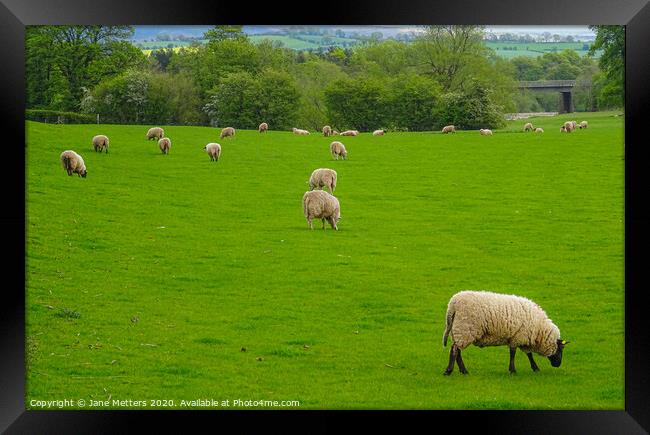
[3,0,649,432]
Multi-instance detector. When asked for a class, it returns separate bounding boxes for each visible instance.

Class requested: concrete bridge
[517,80,578,113]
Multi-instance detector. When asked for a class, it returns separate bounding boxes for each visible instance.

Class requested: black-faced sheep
[60,150,87,178]
[204,143,221,161]
[302,190,341,230]
[92,135,109,153]
[309,168,337,194]
[579,121,588,129]
[329,141,347,160]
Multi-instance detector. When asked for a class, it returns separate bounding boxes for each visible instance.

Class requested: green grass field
[486,41,602,58]
[25,112,624,410]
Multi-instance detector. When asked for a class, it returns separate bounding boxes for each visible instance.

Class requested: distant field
[26,111,623,409]
[486,41,601,58]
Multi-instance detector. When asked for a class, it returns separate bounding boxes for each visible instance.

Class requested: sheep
[479,129,493,136]
[560,126,569,133]
[372,129,385,136]
[442,290,568,375]
[579,121,588,129]
[259,123,268,133]
[204,143,221,162]
[92,135,109,153]
[340,130,359,136]
[147,127,164,141]
[220,127,235,139]
[570,120,577,130]
[158,137,171,154]
[332,130,340,136]
[302,190,341,230]
[322,125,332,137]
[563,121,574,132]
[523,122,534,132]
[534,127,544,133]
[292,128,310,136]
[329,141,347,160]
[309,168,337,194]
[60,150,87,178]
[441,125,456,134]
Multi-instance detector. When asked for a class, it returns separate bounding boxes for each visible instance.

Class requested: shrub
[26,109,96,124]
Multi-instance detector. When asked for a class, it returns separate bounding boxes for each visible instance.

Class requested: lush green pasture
[25,112,624,410]
[486,41,601,58]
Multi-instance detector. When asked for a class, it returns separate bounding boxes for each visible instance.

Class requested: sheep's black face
[548,339,567,367]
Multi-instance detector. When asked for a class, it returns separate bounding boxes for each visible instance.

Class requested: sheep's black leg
[509,348,517,374]
[526,352,540,372]
[444,344,458,375]
[456,348,468,374]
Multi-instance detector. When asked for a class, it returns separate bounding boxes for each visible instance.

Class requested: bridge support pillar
[560,91,573,113]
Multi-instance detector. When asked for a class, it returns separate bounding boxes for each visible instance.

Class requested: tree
[324,78,388,131]
[204,25,246,42]
[435,80,506,130]
[588,25,624,108]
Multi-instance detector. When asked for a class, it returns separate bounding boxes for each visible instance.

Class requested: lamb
[302,190,341,230]
[329,141,347,160]
[534,128,544,133]
[204,143,221,161]
[322,125,332,137]
[147,127,164,141]
[309,168,337,194]
[158,137,171,154]
[523,122,534,132]
[60,150,87,178]
[220,127,236,139]
[259,123,268,133]
[442,290,568,375]
[441,125,456,134]
[579,121,588,129]
[479,129,493,136]
[292,128,310,136]
[372,129,385,136]
[340,130,359,136]
[92,135,109,153]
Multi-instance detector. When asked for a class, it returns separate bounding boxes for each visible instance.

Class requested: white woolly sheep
[579,121,588,129]
[340,130,359,136]
[560,125,568,133]
[523,122,534,132]
[220,127,235,139]
[332,130,340,136]
[92,135,109,153]
[302,190,341,230]
[204,143,221,162]
[158,137,171,154]
[309,168,337,194]
[570,120,577,130]
[441,125,456,134]
[60,150,87,178]
[147,127,164,141]
[322,125,332,137]
[563,121,574,132]
[535,127,544,133]
[292,128,310,136]
[330,141,347,160]
[479,129,493,136]
[259,123,268,133]
[372,129,385,136]
[442,290,568,375]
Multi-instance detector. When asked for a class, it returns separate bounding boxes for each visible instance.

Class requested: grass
[486,41,601,58]
[25,111,624,409]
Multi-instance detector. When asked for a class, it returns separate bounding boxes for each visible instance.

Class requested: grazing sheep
[523,122,534,132]
[442,290,568,375]
[92,135,109,153]
[329,141,347,160]
[579,121,588,129]
[560,126,568,133]
[322,125,332,137]
[204,143,221,161]
[340,130,359,136]
[441,125,456,134]
[309,168,337,194]
[158,137,171,154]
[60,150,87,178]
[563,121,575,132]
[535,128,544,133]
[479,129,493,136]
[259,122,268,133]
[332,130,340,136]
[570,120,577,130]
[302,190,341,230]
[292,128,310,136]
[147,127,164,141]
[220,127,235,139]
[373,129,385,136]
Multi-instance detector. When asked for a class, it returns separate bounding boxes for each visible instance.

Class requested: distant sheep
[158,137,171,154]
[220,127,235,139]
[563,121,574,132]
[479,129,493,136]
[147,127,164,141]
[60,150,87,178]
[570,121,577,130]
[523,122,534,132]
[302,190,341,230]
[535,128,544,133]
[442,290,568,375]
[322,125,332,137]
[340,130,359,136]
[309,168,337,194]
[259,123,268,133]
[332,130,340,136]
[204,143,221,161]
[330,141,347,160]
[293,128,310,136]
[372,129,385,136]
[560,126,568,133]
[442,125,456,134]
[92,135,109,153]
[579,121,588,129]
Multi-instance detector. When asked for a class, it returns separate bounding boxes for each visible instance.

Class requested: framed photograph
[3,0,649,432]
